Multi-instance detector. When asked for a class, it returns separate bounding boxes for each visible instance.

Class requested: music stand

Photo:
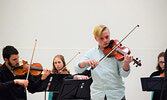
[57,78,92,100]
[42,74,70,100]
[47,74,70,91]
[141,77,164,91]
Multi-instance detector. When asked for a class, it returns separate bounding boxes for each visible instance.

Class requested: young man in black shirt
[0,45,51,100]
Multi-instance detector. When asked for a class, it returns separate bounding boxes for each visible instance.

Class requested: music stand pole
[44,90,46,100]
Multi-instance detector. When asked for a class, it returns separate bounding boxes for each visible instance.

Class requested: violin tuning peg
[133,62,135,65]
[136,58,138,60]
[136,65,138,67]
[139,60,141,62]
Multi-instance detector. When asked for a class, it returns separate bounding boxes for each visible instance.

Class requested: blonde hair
[93,25,107,37]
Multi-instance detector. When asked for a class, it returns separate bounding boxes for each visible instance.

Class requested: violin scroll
[116,48,141,67]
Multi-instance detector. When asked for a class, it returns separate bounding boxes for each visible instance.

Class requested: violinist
[48,54,89,100]
[75,25,133,100]
[150,52,165,100]
[52,55,70,74]
[0,45,51,100]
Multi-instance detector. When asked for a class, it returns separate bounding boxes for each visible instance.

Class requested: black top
[42,70,92,100]
[150,70,164,100]
[0,63,44,100]
[160,49,167,100]
[150,70,164,78]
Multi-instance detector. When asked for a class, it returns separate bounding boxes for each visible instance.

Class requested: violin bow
[26,39,37,80]
[59,52,80,73]
[87,25,139,70]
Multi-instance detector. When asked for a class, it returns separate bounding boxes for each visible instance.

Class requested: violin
[86,25,140,71]
[52,67,70,74]
[103,39,141,67]
[0,63,2,67]
[58,67,70,74]
[14,59,70,76]
[160,72,165,77]
[13,60,43,76]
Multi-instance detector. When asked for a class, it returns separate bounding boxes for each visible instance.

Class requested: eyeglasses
[159,61,165,64]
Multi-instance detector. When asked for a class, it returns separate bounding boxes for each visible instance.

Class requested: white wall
[0,0,167,100]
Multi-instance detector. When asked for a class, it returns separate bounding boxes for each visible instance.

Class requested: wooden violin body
[0,64,2,67]
[52,67,70,74]
[103,40,131,61]
[59,67,70,74]
[13,60,43,76]
[160,72,165,77]
[103,40,141,67]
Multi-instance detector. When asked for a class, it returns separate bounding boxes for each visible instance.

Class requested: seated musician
[48,55,89,100]
[150,52,165,100]
[0,45,51,100]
